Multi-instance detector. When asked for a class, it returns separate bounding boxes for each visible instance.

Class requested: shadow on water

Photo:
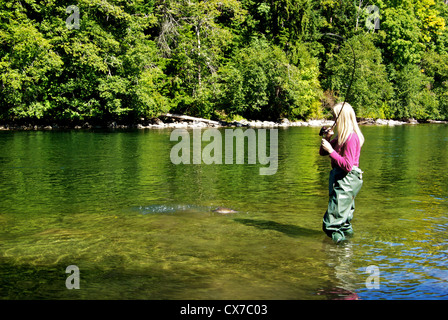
[233,218,322,238]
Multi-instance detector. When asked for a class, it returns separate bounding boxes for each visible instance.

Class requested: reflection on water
[318,241,361,300]
[0,125,447,299]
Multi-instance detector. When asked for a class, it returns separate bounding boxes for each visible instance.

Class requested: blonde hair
[333,102,365,147]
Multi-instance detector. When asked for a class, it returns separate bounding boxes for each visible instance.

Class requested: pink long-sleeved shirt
[320,132,361,173]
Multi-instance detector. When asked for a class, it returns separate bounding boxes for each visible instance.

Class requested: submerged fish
[134,204,238,215]
[135,204,201,215]
[212,207,238,215]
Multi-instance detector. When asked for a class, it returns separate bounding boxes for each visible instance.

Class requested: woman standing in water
[319,102,364,244]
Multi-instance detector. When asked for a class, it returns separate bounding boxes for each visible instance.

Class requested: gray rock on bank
[0,116,446,131]
[134,117,337,129]
[133,117,421,129]
[358,118,423,126]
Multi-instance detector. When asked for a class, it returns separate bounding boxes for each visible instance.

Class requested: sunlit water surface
[0,125,447,300]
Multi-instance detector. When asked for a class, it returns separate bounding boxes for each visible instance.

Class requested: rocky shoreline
[0,116,446,131]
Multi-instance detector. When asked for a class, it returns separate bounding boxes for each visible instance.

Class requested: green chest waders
[322,166,363,243]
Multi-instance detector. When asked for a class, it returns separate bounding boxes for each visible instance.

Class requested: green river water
[0,124,447,300]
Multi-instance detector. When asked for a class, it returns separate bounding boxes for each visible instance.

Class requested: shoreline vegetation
[0,114,446,131]
[3,1,448,128]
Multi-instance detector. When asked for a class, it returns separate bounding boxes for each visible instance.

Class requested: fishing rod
[319,33,357,137]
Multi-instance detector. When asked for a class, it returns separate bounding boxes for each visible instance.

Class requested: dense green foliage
[1,0,448,123]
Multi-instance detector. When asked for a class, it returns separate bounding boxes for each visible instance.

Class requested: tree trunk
[160,113,221,125]
[196,21,201,91]
[355,0,364,30]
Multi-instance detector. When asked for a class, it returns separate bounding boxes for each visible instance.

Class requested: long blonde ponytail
[333,103,365,146]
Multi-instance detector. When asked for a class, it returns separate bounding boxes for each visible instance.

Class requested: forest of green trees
[2,0,448,125]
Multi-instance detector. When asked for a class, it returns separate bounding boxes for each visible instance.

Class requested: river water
[0,124,447,300]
